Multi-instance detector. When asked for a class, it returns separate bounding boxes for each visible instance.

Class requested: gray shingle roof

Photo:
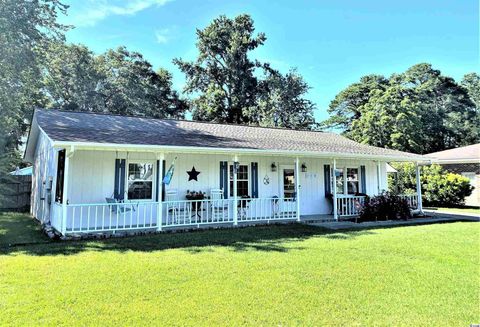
[35,109,425,160]
[426,144,480,161]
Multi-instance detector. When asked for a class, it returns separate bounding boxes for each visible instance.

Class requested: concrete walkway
[305,212,479,230]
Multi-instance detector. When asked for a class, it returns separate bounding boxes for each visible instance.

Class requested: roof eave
[51,140,429,162]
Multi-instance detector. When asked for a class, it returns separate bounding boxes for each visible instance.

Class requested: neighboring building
[24,109,428,236]
[426,144,480,206]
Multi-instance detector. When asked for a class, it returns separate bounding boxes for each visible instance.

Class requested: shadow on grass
[1,218,376,257]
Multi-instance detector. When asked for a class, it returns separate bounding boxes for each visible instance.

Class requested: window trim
[227,162,250,198]
[125,160,156,201]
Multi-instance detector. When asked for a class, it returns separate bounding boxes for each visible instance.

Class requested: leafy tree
[322,63,480,153]
[389,163,473,206]
[350,77,423,153]
[461,72,480,112]
[253,69,316,129]
[0,0,68,204]
[174,14,266,124]
[44,44,188,118]
[321,74,388,132]
[43,42,102,111]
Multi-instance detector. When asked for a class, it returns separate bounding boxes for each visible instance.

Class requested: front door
[279,166,296,214]
[280,166,295,199]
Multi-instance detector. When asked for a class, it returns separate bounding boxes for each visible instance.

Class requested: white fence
[163,199,234,227]
[63,202,159,233]
[163,197,297,227]
[336,196,366,217]
[52,197,298,234]
[399,194,418,209]
[336,194,419,217]
[237,197,297,222]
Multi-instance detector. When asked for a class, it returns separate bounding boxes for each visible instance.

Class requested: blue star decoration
[187,166,200,181]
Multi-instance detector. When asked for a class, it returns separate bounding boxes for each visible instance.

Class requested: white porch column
[295,157,301,221]
[61,147,72,235]
[415,162,424,215]
[333,158,338,221]
[157,153,164,231]
[376,161,381,194]
[233,155,238,226]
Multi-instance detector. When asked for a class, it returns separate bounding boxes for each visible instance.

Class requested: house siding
[65,151,388,216]
[31,131,57,223]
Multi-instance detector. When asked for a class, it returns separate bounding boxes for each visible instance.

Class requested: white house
[24,109,428,236]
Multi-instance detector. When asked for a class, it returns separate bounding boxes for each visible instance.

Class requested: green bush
[389,163,473,206]
[359,192,412,222]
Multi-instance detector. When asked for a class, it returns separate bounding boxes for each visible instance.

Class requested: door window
[283,169,295,198]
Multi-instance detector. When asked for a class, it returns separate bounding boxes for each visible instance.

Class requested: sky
[59,0,479,122]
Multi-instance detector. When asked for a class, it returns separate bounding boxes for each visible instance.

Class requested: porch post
[295,157,301,221]
[233,155,238,226]
[61,147,72,235]
[415,162,424,215]
[157,153,164,231]
[333,158,338,221]
[376,161,381,194]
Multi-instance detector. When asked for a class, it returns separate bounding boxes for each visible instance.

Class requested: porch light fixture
[301,163,307,172]
[271,162,277,172]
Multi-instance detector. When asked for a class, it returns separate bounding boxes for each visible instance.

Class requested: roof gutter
[51,140,430,163]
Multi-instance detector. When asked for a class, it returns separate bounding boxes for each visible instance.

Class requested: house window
[335,168,344,194]
[55,149,66,203]
[229,164,249,197]
[127,162,153,200]
[333,166,361,195]
[283,168,296,198]
[347,168,359,194]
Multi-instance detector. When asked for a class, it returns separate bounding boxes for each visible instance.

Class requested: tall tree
[461,72,480,112]
[0,0,68,203]
[321,74,388,133]
[174,14,266,124]
[43,44,188,118]
[322,63,479,153]
[254,69,316,129]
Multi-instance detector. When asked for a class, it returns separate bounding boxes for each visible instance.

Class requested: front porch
[47,148,423,236]
[50,193,419,235]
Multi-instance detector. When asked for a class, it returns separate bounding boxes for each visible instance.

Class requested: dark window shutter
[219,161,228,199]
[114,159,126,200]
[324,164,331,196]
[162,160,166,201]
[251,162,258,198]
[55,150,66,203]
[360,165,366,193]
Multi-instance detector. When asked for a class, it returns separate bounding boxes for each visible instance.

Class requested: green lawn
[425,206,480,215]
[1,213,479,326]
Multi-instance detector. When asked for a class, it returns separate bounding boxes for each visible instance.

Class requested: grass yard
[1,213,479,326]
[425,206,480,215]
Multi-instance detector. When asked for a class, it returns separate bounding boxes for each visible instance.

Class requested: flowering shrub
[358,192,412,222]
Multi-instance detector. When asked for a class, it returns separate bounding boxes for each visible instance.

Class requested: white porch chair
[165,189,181,224]
[210,188,227,221]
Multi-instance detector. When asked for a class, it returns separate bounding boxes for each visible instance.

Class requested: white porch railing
[64,202,159,233]
[237,197,297,222]
[336,196,366,217]
[163,197,297,227]
[399,194,418,210]
[336,194,419,218]
[163,199,235,227]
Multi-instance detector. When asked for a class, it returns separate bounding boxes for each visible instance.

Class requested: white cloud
[66,0,172,27]
[155,28,170,44]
